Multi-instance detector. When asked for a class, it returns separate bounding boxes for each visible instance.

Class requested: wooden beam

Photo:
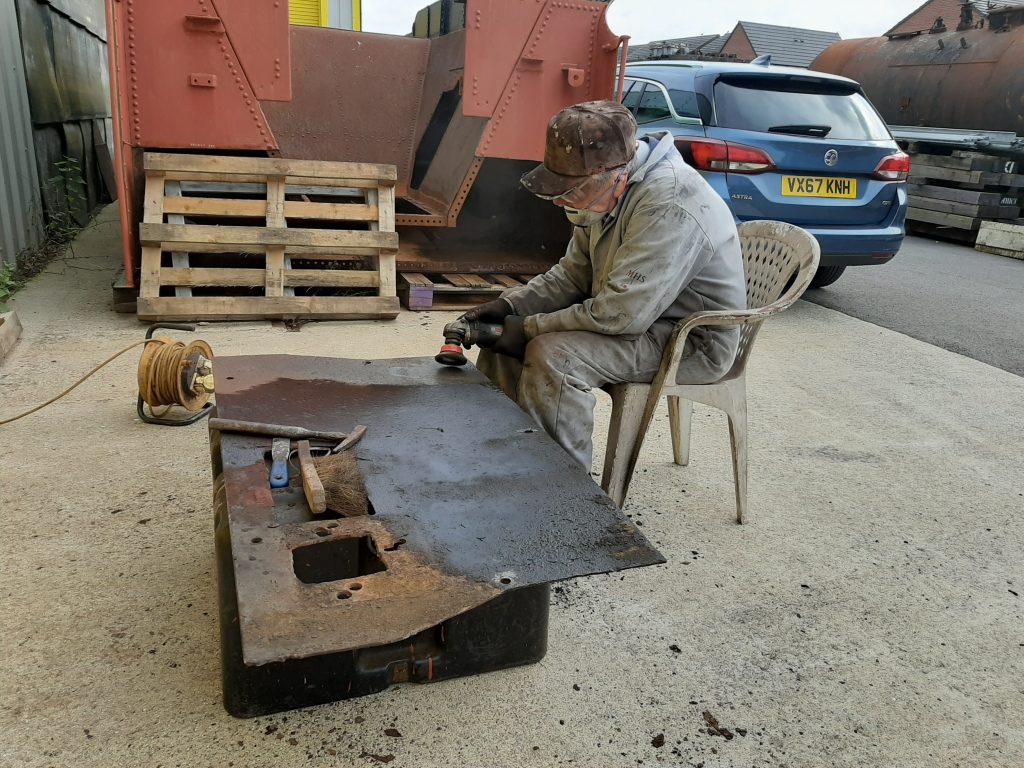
[139,223,398,251]
[144,152,398,183]
[136,296,401,322]
[161,197,379,222]
[284,270,380,288]
[264,177,286,297]
[155,268,381,288]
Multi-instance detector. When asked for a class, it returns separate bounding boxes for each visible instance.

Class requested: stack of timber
[399,272,539,311]
[137,153,399,322]
[906,151,1022,244]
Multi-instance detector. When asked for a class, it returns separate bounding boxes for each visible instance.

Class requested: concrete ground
[804,236,1024,377]
[1,206,1022,768]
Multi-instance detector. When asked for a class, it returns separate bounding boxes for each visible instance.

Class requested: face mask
[564,208,605,227]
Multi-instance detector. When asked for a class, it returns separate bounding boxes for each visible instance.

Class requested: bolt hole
[500,577,512,585]
[226,376,234,380]
[251,537,262,544]
[314,527,330,537]
[348,583,362,591]
[337,591,351,600]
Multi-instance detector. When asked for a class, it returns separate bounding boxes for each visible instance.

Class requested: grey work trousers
[476,322,690,469]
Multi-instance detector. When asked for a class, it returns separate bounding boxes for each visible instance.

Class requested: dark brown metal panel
[261,27,430,192]
[46,0,107,40]
[16,0,67,125]
[51,12,110,119]
[812,27,1024,135]
[213,355,663,664]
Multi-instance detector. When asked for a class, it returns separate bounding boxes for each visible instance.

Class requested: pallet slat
[137,296,400,322]
[139,222,398,250]
[145,152,397,183]
[165,198,379,221]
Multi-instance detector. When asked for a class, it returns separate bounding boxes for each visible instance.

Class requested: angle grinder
[435,318,504,366]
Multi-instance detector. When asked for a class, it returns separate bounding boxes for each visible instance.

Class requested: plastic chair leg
[601,384,649,508]
[667,396,692,466]
[726,397,748,524]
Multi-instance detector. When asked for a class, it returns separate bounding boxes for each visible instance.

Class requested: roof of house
[626,33,730,62]
[884,0,968,36]
[729,21,841,67]
[885,0,1024,37]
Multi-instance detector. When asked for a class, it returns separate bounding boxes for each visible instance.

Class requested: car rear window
[713,77,891,141]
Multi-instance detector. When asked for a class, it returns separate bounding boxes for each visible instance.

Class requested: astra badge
[824,149,839,166]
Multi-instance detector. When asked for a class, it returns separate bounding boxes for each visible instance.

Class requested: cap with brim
[522,165,621,200]
[520,100,638,199]
[521,165,593,199]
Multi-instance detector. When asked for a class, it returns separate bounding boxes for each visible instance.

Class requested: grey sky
[363,0,926,42]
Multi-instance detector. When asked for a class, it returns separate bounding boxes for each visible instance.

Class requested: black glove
[493,315,528,360]
[461,297,515,324]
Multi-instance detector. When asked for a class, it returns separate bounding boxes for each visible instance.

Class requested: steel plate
[213,355,664,665]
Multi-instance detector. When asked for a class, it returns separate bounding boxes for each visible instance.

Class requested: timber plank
[907,207,981,230]
[908,165,997,185]
[157,268,381,288]
[136,296,400,322]
[284,270,380,288]
[489,274,522,288]
[907,184,1007,206]
[911,153,997,172]
[145,153,398,183]
[139,223,398,250]
[907,196,1018,219]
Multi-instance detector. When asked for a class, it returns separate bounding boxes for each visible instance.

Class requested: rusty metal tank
[811,9,1024,135]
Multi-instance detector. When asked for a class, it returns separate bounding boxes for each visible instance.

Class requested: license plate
[782,176,857,199]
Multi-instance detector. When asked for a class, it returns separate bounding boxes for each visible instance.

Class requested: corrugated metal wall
[0,0,43,268]
[15,0,112,232]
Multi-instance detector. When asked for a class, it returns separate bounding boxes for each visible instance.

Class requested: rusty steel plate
[213,355,663,666]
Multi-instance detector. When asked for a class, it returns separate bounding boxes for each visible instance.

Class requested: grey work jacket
[504,131,747,384]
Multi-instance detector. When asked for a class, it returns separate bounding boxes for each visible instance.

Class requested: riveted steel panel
[209,0,291,101]
[116,0,277,151]
[468,0,622,161]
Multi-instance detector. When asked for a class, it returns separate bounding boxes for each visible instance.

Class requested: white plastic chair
[600,220,821,523]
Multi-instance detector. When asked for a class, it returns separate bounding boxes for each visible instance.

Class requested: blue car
[622,61,909,287]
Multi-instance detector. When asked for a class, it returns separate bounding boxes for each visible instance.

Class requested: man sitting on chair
[470,100,746,468]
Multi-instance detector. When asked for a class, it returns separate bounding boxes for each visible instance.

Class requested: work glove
[460,297,515,324]
[492,315,528,360]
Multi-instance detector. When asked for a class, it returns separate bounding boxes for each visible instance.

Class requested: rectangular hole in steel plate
[292,535,386,584]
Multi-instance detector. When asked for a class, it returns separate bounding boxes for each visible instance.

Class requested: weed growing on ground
[5,156,98,304]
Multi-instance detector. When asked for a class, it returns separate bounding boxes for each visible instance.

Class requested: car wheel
[809,265,846,288]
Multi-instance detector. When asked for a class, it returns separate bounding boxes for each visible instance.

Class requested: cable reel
[136,323,215,426]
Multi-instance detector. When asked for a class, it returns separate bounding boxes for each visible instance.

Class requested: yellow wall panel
[290,0,325,27]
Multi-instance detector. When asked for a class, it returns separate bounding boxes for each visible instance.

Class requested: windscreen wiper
[767,124,832,137]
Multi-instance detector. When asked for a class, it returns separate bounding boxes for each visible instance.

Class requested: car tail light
[675,138,775,174]
[872,152,910,182]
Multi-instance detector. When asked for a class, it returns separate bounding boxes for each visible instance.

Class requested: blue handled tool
[269,438,290,488]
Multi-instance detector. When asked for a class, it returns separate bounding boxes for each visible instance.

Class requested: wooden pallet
[399,272,536,311]
[136,153,400,321]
